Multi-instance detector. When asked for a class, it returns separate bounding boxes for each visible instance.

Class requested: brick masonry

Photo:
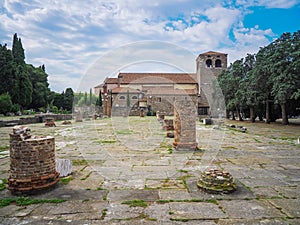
[173,100,198,150]
[7,126,59,194]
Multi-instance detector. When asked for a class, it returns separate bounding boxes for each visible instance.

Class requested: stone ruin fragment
[7,126,60,194]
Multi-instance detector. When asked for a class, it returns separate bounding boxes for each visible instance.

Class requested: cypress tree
[12,33,25,65]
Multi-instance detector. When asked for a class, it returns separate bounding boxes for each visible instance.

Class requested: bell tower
[196,51,227,116]
[196,51,227,91]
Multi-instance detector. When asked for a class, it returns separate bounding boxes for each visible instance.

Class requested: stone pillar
[7,126,59,194]
[173,100,198,150]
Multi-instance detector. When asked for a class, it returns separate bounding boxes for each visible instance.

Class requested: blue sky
[0,0,299,92]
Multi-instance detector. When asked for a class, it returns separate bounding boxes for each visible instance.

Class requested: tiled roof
[104,77,118,84]
[118,73,197,84]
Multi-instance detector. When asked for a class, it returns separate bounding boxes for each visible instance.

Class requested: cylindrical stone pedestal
[173,100,198,150]
[7,126,59,194]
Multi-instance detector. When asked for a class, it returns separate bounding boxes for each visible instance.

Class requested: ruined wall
[0,114,72,127]
[173,100,198,151]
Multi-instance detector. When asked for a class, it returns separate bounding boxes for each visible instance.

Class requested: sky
[0,0,299,92]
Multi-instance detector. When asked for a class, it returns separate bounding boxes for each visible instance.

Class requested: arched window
[119,95,125,100]
[131,95,138,100]
[215,59,222,67]
[206,59,212,68]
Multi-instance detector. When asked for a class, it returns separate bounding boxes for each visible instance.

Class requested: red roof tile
[118,73,197,84]
[104,77,118,84]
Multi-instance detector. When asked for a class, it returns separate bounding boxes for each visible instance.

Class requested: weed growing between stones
[0,178,7,191]
[0,197,65,208]
[121,199,148,207]
[100,140,117,144]
[102,193,108,201]
[0,145,9,152]
[101,208,108,220]
[60,176,74,185]
[80,171,92,180]
[72,159,89,166]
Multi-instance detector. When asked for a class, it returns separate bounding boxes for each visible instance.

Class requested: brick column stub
[173,100,198,151]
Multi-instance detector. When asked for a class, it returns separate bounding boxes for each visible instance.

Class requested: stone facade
[7,126,59,194]
[96,51,228,117]
[196,51,227,116]
[173,100,198,151]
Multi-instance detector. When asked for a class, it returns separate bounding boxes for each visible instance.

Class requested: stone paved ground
[0,116,299,224]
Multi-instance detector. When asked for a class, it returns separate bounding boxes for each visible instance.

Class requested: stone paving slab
[218,218,289,225]
[145,178,186,189]
[268,198,300,218]
[238,177,289,188]
[107,189,159,202]
[274,186,300,198]
[251,187,282,199]
[169,202,227,220]
[1,118,300,224]
[158,189,192,200]
[105,203,144,220]
[35,188,109,201]
[219,199,284,219]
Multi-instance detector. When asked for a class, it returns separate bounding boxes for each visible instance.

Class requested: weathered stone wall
[0,114,72,127]
[173,100,198,150]
[151,95,198,116]
[7,126,59,194]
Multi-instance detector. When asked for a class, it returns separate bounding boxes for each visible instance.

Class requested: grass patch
[0,145,9,152]
[177,169,188,173]
[170,218,189,222]
[72,159,89,166]
[102,193,108,201]
[0,197,65,208]
[121,199,148,207]
[157,199,204,204]
[80,171,92,181]
[100,140,117,144]
[101,208,108,220]
[253,138,262,143]
[60,176,74,185]
[115,129,133,135]
[0,178,7,191]
[168,145,173,154]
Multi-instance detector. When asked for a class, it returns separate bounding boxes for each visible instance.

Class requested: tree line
[218,30,300,125]
[0,33,75,115]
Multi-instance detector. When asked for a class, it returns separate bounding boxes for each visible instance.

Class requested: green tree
[12,33,25,65]
[53,92,64,110]
[16,65,32,108]
[0,93,13,114]
[27,64,50,110]
[99,91,103,107]
[218,59,244,120]
[64,88,74,111]
[89,88,92,106]
[268,31,300,124]
[0,44,18,100]
[84,92,88,105]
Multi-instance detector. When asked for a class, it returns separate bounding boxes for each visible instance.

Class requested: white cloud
[236,0,300,8]
[0,0,286,92]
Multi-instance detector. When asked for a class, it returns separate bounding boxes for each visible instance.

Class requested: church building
[94,51,227,117]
